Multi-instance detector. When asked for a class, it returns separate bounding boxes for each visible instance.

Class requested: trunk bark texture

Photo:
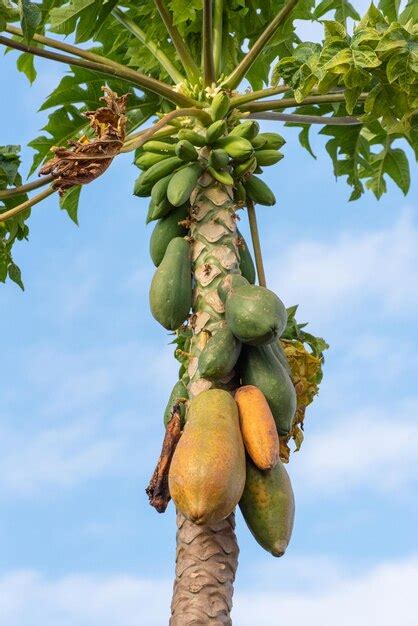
[170,173,242,625]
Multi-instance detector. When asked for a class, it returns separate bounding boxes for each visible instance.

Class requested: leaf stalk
[0,187,55,222]
[153,0,200,83]
[222,0,300,90]
[111,9,185,84]
[0,35,198,107]
[0,175,54,199]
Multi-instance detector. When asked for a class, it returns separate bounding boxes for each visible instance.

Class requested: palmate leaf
[49,0,119,43]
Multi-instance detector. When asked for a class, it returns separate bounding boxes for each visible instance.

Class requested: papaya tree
[1,0,417,623]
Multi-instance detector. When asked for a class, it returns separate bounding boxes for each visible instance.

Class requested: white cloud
[1,555,417,626]
[234,555,418,626]
[291,401,418,493]
[0,341,177,496]
[268,210,418,322]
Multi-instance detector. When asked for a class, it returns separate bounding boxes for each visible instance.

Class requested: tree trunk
[170,513,239,625]
[170,172,242,624]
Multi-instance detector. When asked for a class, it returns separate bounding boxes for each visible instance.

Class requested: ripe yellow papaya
[239,457,295,556]
[235,385,280,470]
[169,389,246,524]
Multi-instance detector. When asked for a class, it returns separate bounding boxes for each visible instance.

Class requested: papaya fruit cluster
[169,387,295,557]
[134,92,284,218]
[139,92,325,557]
[164,272,298,556]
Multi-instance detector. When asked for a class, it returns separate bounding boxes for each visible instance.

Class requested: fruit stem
[247,199,267,288]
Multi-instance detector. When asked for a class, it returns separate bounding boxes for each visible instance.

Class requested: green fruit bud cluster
[133,93,285,220]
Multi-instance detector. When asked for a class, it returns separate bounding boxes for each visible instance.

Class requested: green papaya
[163,380,188,427]
[230,120,260,140]
[215,136,254,161]
[141,140,176,155]
[207,166,234,186]
[146,200,156,224]
[148,197,176,221]
[255,149,284,166]
[177,128,206,147]
[239,457,295,556]
[217,273,249,303]
[198,325,242,380]
[244,175,276,206]
[167,163,202,207]
[234,181,247,203]
[149,206,188,266]
[135,156,183,197]
[225,284,287,345]
[149,237,192,330]
[256,132,286,150]
[233,155,257,178]
[209,149,230,169]
[175,139,198,162]
[270,340,291,375]
[238,344,296,435]
[206,119,227,144]
[151,174,171,206]
[251,135,268,149]
[210,91,230,120]
[136,151,171,170]
[237,232,256,284]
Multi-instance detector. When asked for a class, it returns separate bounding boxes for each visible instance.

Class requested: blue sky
[1,6,418,625]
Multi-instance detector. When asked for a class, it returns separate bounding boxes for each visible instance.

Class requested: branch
[213,0,223,77]
[222,0,299,90]
[249,112,362,125]
[203,0,216,86]
[246,200,266,288]
[120,108,212,153]
[244,92,368,112]
[111,8,185,84]
[0,187,56,222]
[153,0,200,83]
[6,25,128,74]
[0,175,54,200]
[0,36,197,107]
[230,85,291,108]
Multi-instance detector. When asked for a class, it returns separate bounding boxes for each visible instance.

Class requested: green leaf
[19,0,41,41]
[298,125,317,159]
[49,0,116,42]
[8,261,24,290]
[59,184,81,224]
[384,147,410,194]
[378,0,401,22]
[169,0,203,26]
[400,0,418,24]
[16,51,37,83]
[0,144,21,186]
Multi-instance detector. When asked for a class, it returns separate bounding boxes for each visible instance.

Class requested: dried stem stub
[146,407,182,513]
